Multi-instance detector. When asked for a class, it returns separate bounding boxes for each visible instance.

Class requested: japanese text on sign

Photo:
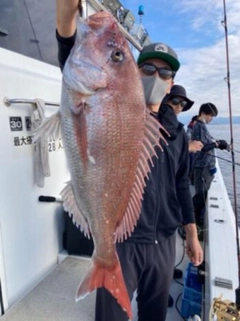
[13,136,64,152]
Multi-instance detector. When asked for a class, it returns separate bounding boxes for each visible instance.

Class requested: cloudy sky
[123,0,240,118]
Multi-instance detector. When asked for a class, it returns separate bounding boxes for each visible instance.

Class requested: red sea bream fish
[34,11,167,320]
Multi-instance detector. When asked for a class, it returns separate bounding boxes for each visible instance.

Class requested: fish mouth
[88,11,116,22]
[87,11,118,30]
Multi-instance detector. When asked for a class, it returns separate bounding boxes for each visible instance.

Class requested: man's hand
[184,224,203,266]
[188,140,203,153]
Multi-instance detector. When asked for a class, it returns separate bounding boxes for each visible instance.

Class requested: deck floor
[1,233,188,321]
[1,256,95,321]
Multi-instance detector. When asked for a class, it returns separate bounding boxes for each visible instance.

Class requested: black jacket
[191,120,216,169]
[128,105,195,244]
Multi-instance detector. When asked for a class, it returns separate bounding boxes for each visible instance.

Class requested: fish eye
[111,49,124,62]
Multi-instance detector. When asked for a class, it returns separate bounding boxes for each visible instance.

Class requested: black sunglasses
[171,97,188,108]
[139,63,176,80]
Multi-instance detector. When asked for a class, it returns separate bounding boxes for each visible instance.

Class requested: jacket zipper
[154,150,163,244]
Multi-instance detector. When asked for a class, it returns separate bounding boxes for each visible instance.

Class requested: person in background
[186,115,202,183]
[186,115,198,140]
[159,83,202,303]
[56,1,203,320]
[162,85,203,153]
[191,103,229,226]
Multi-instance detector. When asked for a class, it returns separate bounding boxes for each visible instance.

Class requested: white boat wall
[0,47,67,312]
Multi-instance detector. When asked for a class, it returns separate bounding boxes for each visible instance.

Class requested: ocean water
[207,124,240,220]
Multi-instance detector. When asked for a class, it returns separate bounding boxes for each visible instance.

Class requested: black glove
[216,139,229,150]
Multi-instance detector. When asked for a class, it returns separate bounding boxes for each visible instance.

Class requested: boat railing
[3,97,59,107]
[85,0,143,51]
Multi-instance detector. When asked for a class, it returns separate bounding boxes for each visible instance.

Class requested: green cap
[137,42,180,72]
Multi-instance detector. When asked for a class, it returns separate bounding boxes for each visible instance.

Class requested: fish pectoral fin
[76,254,132,320]
[115,110,168,243]
[60,182,90,238]
[33,111,61,142]
[73,107,89,169]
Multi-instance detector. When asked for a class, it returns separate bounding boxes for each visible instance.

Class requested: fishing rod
[0,280,4,315]
[222,0,240,308]
[213,154,240,167]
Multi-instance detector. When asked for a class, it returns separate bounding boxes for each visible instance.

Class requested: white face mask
[141,75,169,105]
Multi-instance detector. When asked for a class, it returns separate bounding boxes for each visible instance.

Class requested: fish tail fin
[76,254,132,320]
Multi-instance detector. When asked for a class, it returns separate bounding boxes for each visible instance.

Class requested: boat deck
[1,256,96,321]
[0,233,188,321]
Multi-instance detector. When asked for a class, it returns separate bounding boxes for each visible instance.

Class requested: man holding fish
[55,1,203,320]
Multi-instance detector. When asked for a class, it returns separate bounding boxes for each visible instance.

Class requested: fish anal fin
[33,111,61,142]
[60,182,90,238]
[76,253,132,320]
[115,110,168,242]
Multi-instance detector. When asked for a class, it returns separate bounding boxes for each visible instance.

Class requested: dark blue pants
[193,167,213,195]
[95,234,176,321]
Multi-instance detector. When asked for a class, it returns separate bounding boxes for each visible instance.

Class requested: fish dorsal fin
[33,111,61,142]
[60,182,91,238]
[115,111,167,242]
